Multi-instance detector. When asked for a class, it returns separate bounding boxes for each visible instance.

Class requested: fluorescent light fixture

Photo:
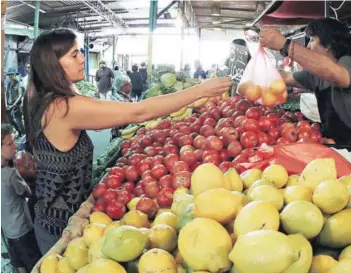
[212,19,221,25]
[211,6,221,16]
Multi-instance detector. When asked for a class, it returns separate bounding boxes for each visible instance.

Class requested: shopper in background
[5,68,25,136]
[95,60,114,100]
[260,18,351,145]
[1,124,41,273]
[112,65,124,97]
[193,60,207,79]
[129,64,144,100]
[110,76,133,140]
[20,63,31,92]
[114,76,133,103]
[139,61,148,91]
[26,28,232,253]
[183,64,191,78]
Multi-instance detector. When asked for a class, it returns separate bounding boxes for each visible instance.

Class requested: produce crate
[31,195,96,273]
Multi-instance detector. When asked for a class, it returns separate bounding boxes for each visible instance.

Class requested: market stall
[2,1,351,273]
[33,90,351,273]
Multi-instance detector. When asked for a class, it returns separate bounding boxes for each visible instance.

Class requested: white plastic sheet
[300,93,321,122]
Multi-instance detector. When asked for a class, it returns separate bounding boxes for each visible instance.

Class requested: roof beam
[157,0,178,19]
[17,0,46,13]
[80,0,127,28]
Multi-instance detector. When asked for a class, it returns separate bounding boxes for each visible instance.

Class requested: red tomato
[92,202,105,213]
[133,185,144,197]
[136,197,158,219]
[106,199,126,220]
[156,187,175,208]
[144,182,160,199]
[122,182,135,193]
[245,107,261,120]
[164,144,179,155]
[172,171,191,189]
[151,164,168,179]
[297,121,311,131]
[268,127,281,139]
[153,155,165,165]
[117,189,133,205]
[172,161,190,174]
[258,117,272,132]
[282,127,298,142]
[257,132,269,145]
[105,175,123,189]
[180,150,197,166]
[267,113,280,127]
[164,154,180,169]
[241,119,259,132]
[227,140,243,157]
[93,183,108,199]
[109,167,125,181]
[240,132,258,148]
[159,174,173,189]
[125,166,140,182]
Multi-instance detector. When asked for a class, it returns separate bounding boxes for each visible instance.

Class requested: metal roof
[6,0,180,34]
[5,0,351,36]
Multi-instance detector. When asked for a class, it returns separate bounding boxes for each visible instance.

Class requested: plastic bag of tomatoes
[237,44,287,107]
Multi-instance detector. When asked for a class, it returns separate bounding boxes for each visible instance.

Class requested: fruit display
[91,94,338,217]
[35,161,351,273]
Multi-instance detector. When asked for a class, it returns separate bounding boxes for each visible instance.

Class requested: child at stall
[1,124,41,273]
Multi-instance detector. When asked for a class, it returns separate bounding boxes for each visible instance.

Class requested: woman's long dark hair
[27,28,77,147]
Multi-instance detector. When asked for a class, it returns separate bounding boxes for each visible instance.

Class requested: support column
[1,0,8,123]
[197,27,201,61]
[34,0,40,39]
[84,36,90,82]
[112,35,116,68]
[147,0,158,76]
[180,25,184,70]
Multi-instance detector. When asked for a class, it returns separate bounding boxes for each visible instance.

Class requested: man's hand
[259,28,287,51]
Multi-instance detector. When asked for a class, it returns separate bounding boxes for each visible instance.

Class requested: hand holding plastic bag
[237,44,287,106]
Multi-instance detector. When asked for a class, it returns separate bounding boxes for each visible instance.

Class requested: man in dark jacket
[95,60,114,100]
[129,64,143,100]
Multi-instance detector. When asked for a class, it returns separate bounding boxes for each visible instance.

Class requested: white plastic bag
[300,93,321,122]
[237,45,287,106]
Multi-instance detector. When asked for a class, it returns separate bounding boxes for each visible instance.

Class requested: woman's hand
[200,77,233,97]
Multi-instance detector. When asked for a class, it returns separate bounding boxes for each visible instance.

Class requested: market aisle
[87,129,111,161]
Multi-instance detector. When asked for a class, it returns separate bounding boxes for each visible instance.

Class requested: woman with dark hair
[260,18,351,145]
[129,64,143,99]
[26,28,232,254]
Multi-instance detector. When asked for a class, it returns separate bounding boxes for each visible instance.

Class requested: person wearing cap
[95,60,114,100]
[5,68,25,136]
[110,76,134,140]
